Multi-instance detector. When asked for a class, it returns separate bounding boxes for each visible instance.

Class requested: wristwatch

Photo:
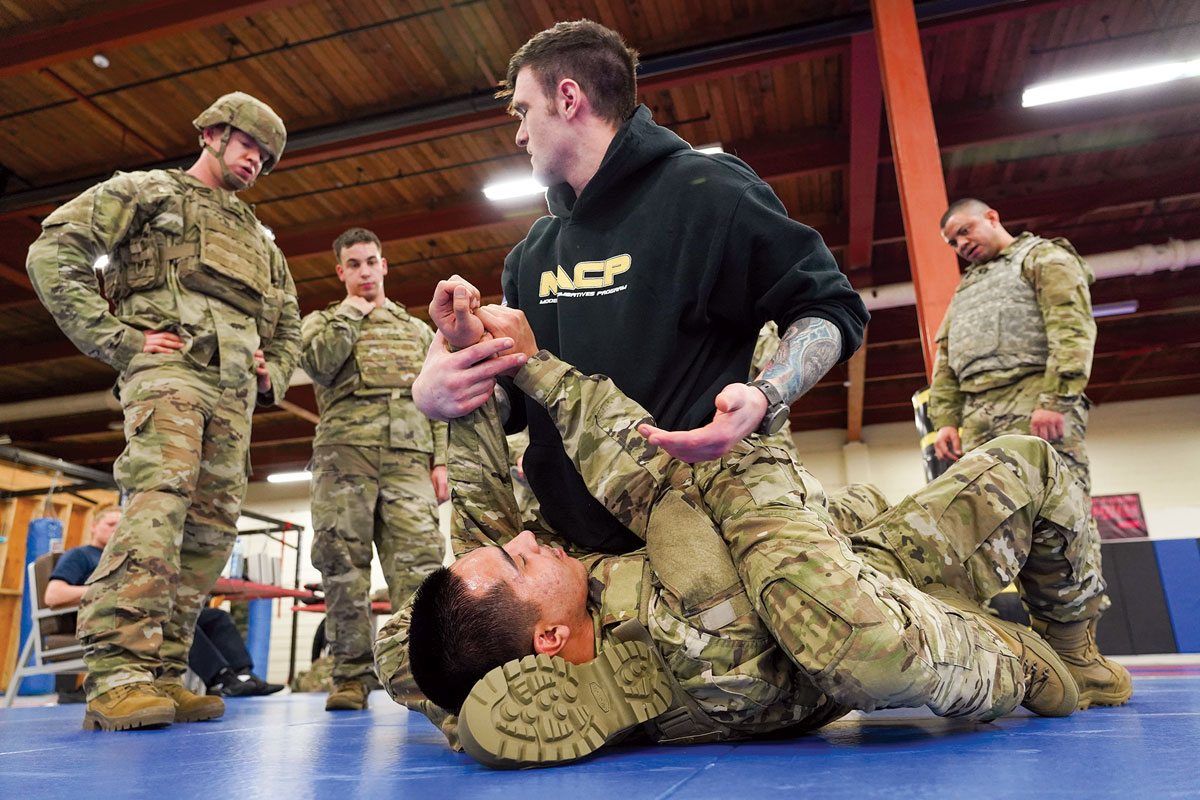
[747,380,790,436]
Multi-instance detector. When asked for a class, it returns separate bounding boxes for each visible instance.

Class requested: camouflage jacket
[26,168,300,401]
[929,232,1096,429]
[375,351,833,748]
[299,299,446,461]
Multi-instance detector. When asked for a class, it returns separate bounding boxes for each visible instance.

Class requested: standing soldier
[930,200,1125,708]
[26,92,301,731]
[300,228,448,711]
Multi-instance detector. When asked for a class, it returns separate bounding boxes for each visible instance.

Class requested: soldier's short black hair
[332,227,382,262]
[497,20,640,128]
[940,198,992,229]
[408,566,539,713]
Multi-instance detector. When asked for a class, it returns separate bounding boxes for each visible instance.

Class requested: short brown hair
[332,227,381,262]
[498,20,640,127]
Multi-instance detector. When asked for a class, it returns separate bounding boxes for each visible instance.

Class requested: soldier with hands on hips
[26,91,301,731]
[300,227,448,712]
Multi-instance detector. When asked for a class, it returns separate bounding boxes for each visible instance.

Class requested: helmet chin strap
[200,127,255,191]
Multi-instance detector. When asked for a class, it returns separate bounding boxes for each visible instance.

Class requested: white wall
[237,392,1199,684]
[794,392,1200,540]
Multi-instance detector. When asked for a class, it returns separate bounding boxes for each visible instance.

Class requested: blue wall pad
[1154,538,1200,653]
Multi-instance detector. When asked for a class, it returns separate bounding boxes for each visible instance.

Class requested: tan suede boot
[156,680,225,722]
[927,586,1079,717]
[326,679,369,711]
[1031,618,1133,709]
[82,684,176,731]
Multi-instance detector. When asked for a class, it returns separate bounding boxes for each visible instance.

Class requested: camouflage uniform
[929,232,1096,491]
[300,298,447,684]
[376,352,1105,746]
[26,168,301,700]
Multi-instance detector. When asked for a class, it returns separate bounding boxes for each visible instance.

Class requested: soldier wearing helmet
[26,91,302,732]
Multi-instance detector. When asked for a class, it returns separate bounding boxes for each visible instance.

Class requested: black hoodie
[502,105,868,552]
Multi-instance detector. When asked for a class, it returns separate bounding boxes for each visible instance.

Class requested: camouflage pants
[309,444,443,683]
[532,356,1103,721]
[961,372,1091,492]
[77,363,254,700]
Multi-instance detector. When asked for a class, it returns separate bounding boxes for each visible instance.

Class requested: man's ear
[532,622,571,656]
[558,78,584,121]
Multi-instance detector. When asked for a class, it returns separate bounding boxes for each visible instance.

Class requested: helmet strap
[200,126,254,191]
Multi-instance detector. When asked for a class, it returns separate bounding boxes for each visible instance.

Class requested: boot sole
[1076,670,1133,710]
[325,699,368,710]
[82,704,175,731]
[458,641,673,769]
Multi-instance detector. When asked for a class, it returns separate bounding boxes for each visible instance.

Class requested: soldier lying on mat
[373,305,1130,769]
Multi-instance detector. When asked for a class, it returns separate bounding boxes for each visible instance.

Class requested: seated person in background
[47,506,282,699]
[374,307,1130,769]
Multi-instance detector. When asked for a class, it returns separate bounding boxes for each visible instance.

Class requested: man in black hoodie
[414,20,869,554]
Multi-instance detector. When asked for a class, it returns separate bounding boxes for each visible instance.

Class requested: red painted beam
[0,0,308,79]
[872,0,961,377]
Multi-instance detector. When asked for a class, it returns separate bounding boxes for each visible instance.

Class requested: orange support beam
[870,0,961,378]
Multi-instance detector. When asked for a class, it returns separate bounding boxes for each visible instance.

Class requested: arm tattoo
[756,317,842,404]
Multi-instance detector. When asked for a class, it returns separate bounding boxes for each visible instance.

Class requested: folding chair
[3,553,86,707]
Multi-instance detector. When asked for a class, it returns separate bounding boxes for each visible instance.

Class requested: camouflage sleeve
[25,173,154,372]
[414,321,448,468]
[750,321,781,379]
[513,351,689,539]
[259,248,301,406]
[445,394,524,556]
[299,303,364,386]
[373,600,462,751]
[927,312,965,429]
[1026,243,1097,411]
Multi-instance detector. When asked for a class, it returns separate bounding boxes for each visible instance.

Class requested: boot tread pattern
[459,641,673,768]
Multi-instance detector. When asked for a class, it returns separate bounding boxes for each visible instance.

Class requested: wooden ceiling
[1,0,1197,479]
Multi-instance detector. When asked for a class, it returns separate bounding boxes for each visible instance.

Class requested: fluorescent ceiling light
[483,176,546,201]
[1092,300,1139,319]
[93,255,109,271]
[266,470,311,484]
[1022,56,1200,107]
[696,143,724,154]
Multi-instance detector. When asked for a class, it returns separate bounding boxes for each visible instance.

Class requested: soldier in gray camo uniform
[300,227,448,711]
[26,92,301,732]
[373,306,1129,769]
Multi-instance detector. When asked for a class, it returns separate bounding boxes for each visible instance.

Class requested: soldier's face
[942,210,1005,263]
[91,511,121,548]
[202,127,266,189]
[512,67,571,187]
[336,242,388,301]
[452,530,590,643]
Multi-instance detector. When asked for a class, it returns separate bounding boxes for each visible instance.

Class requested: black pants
[187,607,254,684]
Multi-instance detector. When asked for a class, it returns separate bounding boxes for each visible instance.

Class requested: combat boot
[458,640,674,769]
[927,586,1078,718]
[82,684,175,731]
[155,680,225,722]
[326,679,369,710]
[1031,617,1132,709]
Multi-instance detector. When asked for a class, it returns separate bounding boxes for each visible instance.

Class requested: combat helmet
[193,91,287,189]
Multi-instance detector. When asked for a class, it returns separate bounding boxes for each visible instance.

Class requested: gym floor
[2,658,1197,799]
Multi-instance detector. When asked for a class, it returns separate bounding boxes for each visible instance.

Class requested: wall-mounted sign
[1091,494,1148,540]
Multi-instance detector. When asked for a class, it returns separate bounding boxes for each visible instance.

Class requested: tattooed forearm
[756,317,842,404]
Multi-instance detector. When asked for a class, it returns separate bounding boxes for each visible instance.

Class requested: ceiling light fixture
[696,143,724,154]
[93,255,109,271]
[483,176,547,201]
[1092,300,1139,319]
[1022,55,1200,107]
[92,52,110,69]
[266,471,312,484]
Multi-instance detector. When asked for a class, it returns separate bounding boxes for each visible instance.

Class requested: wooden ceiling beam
[0,0,309,79]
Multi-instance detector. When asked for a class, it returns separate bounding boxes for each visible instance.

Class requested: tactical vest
[596,489,757,744]
[102,171,282,335]
[946,234,1049,381]
[317,305,429,408]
